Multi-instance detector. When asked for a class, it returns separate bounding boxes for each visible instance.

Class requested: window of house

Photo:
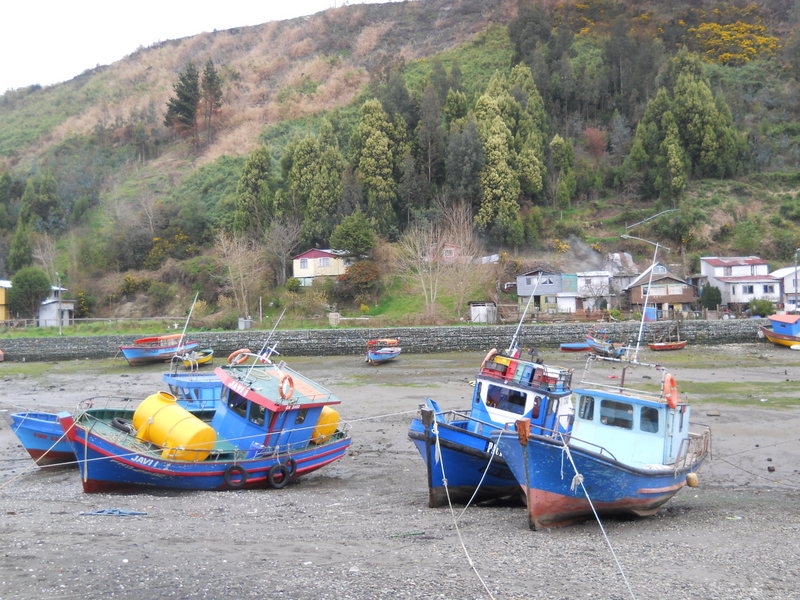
[599,399,633,429]
[743,285,754,294]
[299,258,308,269]
[578,395,594,420]
[319,257,330,267]
[640,406,659,433]
[764,284,774,294]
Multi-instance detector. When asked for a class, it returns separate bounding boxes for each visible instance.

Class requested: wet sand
[1,343,799,599]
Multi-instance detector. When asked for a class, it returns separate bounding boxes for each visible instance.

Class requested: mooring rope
[432,422,497,600]
[557,435,636,600]
[456,441,500,521]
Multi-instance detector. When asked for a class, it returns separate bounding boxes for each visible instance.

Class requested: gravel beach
[1,343,799,600]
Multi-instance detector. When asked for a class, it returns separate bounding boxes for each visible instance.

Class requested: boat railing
[503,419,620,461]
[673,425,712,471]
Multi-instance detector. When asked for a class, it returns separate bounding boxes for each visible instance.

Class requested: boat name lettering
[130,455,160,468]
[228,380,250,397]
[485,441,503,456]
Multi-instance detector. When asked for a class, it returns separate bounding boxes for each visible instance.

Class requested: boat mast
[507,273,543,354]
[621,209,676,363]
[177,292,199,350]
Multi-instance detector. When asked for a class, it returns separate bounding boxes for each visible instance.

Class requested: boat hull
[120,341,200,365]
[496,431,706,529]
[366,348,401,364]
[759,326,800,348]
[59,411,351,493]
[648,340,687,351]
[559,342,591,352]
[9,412,75,465]
[408,417,518,507]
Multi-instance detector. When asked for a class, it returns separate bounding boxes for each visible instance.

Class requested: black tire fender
[223,464,248,489]
[267,463,291,489]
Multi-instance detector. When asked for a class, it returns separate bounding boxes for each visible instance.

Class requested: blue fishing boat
[119,334,200,366]
[585,329,626,358]
[365,338,401,365]
[408,347,574,507]
[494,354,711,529]
[10,379,223,468]
[58,349,351,492]
[7,411,75,466]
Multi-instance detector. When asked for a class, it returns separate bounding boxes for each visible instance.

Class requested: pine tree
[164,62,201,141]
[200,59,223,145]
[234,146,273,237]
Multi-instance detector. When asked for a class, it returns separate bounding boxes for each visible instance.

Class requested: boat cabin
[471,351,574,435]
[570,387,690,466]
[212,365,340,456]
[768,313,800,337]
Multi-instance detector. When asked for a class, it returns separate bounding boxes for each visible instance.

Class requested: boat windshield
[486,384,528,415]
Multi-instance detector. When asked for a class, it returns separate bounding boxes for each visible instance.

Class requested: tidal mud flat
[1,343,799,600]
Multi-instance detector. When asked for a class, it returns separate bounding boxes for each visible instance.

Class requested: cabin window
[295,408,308,425]
[600,400,633,429]
[228,391,248,418]
[474,382,483,405]
[640,406,659,433]
[486,385,526,415]
[249,403,266,426]
[578,395,594,420]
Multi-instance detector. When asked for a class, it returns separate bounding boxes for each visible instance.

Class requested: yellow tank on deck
[133,391,216,461]
[311,406,340,444]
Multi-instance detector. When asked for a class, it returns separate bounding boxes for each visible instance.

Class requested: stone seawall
[0,318,767,362]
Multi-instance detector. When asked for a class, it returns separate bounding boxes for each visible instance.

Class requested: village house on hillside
[291,249,352,287]
[770,265,800,311]
[38,285,75,328]
[625,262,697,316]
[698,256,778,309]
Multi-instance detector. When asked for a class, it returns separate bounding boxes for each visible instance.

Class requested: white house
[291,249,352,287]
[38,286,75,328]
[699,256,778,307]
[770,266,800,311]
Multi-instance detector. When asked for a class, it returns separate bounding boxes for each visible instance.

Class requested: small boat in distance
[177,347,214,369]
[648,321,687,351]
[365,338,401,365]
[759,313,800,348]
[119,334,200,366]
[59,348,351,492]
[559,341,591,353]
[494,355,711,529]
[585,329,626,358]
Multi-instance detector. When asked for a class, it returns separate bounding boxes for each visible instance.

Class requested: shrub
[748,298,774,317]
[286,278,301,293]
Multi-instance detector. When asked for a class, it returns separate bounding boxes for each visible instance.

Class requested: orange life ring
[279,374,294,400]
[663,373,679,409]
[227,348,252,365]
[481,348,498,371]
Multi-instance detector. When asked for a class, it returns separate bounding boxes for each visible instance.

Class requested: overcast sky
[1,0,399,93]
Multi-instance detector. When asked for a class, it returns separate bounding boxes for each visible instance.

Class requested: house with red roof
[291,249,352,286]
[699,256,779,308]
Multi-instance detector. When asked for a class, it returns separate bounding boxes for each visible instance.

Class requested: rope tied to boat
[431,419,496,600]
[570,473,584,492]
